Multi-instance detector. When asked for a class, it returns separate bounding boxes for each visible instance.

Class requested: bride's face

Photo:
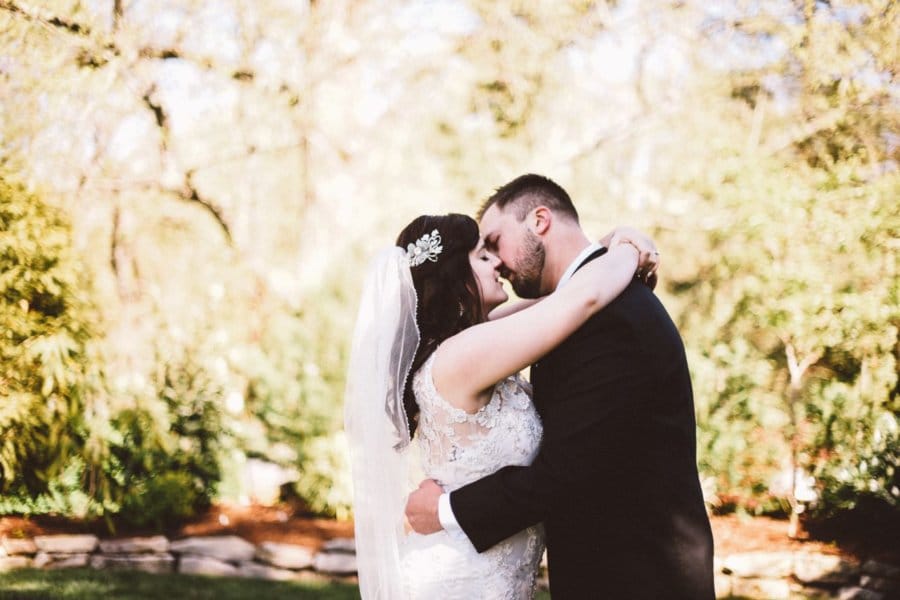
[469,240,507,312]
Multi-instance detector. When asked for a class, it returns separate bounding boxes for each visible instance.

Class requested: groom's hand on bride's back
[405,479,444,535]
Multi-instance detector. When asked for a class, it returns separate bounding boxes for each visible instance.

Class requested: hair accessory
[406,229,443,267]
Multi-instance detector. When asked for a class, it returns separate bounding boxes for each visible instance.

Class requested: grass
[0,569,552,599]
[0,569,359,599]
[0,569,829,599]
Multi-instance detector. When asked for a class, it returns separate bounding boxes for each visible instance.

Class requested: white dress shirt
[437,242,605,538]
[555,243,605,290]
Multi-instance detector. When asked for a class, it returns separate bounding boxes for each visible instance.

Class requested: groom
[405,174,715,598]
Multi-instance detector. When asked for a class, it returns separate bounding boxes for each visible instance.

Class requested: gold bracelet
[615,239,642,254]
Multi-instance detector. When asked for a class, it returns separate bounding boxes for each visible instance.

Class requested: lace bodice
[400,352,545,599]
[413,352,543,489]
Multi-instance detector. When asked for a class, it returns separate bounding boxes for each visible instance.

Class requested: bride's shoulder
[429,345,493,415]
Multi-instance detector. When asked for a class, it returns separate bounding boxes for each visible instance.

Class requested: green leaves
[670,138,898,518]
[0,178,96,496]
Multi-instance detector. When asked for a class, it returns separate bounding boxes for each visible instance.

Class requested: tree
[659,0,899,525]
[1,0,895,524]
[673,157,898,517]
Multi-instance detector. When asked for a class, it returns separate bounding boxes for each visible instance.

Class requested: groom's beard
[509,232,545,299]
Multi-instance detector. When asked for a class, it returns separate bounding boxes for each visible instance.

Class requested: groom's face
[479,204,546,299]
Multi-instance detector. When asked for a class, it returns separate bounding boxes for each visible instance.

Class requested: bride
[345,213,657,599]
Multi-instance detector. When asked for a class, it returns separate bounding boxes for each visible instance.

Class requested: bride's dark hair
[396,213,486,438]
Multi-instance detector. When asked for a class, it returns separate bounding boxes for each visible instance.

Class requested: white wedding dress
[400,352,545,600]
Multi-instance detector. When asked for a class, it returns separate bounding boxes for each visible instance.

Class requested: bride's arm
[603,226,660,287]
[488,228,659,321]
[433,241,640,397]
[487,298,542,320]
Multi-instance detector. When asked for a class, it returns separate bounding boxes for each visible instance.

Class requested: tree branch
[182,170,232,245]
[112,0,122,31]
[784,339,822,388]
[763,108,847,155]
[73,177,233,246]
[0,0,91,36]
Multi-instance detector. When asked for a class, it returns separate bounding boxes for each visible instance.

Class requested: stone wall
[714,552,900,599]
[2,534,899,599]
[0,534,357,584]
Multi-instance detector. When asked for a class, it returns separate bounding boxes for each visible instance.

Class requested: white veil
[344,246,419,599]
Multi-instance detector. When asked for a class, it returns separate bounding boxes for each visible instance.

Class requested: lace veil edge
[344,247,419,599]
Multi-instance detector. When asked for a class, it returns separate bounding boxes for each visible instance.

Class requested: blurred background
[0,0,896,541]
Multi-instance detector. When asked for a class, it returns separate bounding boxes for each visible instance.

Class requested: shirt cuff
[438,493,464,536]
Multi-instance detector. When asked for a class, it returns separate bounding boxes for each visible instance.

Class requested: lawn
[0,569,358,600]
[0,569,554,599]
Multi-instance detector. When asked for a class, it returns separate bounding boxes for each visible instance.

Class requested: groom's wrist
[438,493,462,534]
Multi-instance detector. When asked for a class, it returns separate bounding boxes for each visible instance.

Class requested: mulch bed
[0,503,353,551]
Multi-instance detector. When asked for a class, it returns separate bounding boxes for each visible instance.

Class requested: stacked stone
[715,551,900,600]
[840,560,900,600]
[92,536,174,574]
[715,551,857,598]
[0,533,357,583]
[0,537,36,570]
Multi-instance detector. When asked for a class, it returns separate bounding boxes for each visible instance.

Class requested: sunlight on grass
[0,569,837,599]
[0,568,555,599]
[0,569,359,600]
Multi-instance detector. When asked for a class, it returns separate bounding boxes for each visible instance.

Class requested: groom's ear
[530,206,552,236]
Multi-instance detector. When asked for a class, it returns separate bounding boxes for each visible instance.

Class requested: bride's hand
[607,227,660,289]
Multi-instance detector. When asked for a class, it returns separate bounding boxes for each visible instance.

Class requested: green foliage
[672,159,898,517]
[0,0,895,530]
[0,331,227,528]
[119,471,204,530]
[107,349,226,528]
[0,457,92,516]
[292,431,353,520]
[649,0,900,521]
[0,177,98,496]
[724,0,898,170]
[235,279,356,517]
[0,186,226,525]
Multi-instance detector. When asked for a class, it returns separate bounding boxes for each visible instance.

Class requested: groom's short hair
[478,174,579,223]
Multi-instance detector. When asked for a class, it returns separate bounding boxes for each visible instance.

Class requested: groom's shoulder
[544,282,676,363]
[581,279,665,329]
[607,277,659,309]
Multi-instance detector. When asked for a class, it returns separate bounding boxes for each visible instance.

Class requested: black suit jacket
[450,249,715,599]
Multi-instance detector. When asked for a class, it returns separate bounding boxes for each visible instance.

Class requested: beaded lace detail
[400,352,545,600]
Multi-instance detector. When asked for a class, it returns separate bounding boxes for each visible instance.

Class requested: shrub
[119,471,204,530]
[672,163,899,519]
[237,284,355,517]
[105,347,226,528]
[0,177,99,497]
